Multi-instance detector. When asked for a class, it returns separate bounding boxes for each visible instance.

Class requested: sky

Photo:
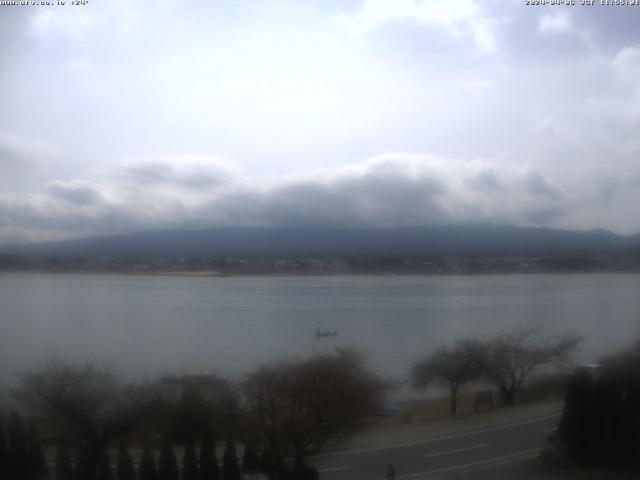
[1,0,640,243]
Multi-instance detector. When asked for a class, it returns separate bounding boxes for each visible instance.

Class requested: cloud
[0,138,32,170]
[47,180,103,206]
[28,9,93,42]
[0,132,60,171]
[220,158,451,228]
[112,0,143,34]
[65,59,96,72]
[468,168,504,193]
[459,79,493,92]
[525,172,561,200]
[26,0,143,45]
[613,45,640,83]
[524,206,565,226]
[539,11,572,34]
[332,0,496,55]
[6,152,639,244]
[3,2,640,244]
[116,156,237,190]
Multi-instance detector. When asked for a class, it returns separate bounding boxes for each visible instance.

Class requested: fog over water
[2,272,639,393]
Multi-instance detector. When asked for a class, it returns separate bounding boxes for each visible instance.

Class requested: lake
[1,273,639,392]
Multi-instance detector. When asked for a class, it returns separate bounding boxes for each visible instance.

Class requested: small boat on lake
[315,327,338,338]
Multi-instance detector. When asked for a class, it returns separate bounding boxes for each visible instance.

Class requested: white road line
[319,413,560,458]
[318,466,351,473]
[543,427,557,433]
[393,447,542,479]
[424,443,487,458]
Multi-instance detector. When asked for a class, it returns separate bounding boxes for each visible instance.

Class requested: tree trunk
[499,385,519,405]
[293,452,318,480]
[294,451,304,472]
[77,446,102,480]
[501,386,517,405]
[450,384,459,416]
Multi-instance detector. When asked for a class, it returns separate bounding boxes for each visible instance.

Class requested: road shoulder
[331,399,563,455]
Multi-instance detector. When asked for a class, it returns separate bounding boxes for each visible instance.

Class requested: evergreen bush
[198,432,219,480]
[139,445,157,480]
[54,446,75,480]
[182,438,198,480]
[158,440,179,480]
[222,440,240,480]
[116,445,136,480]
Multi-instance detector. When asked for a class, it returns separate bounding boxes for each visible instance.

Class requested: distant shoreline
[2,269,640,278]
[139,270,221,277]
[0,269,225,278]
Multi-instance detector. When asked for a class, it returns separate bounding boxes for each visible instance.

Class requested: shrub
[222,440,240,480]
[54,446,74,480]
[139,445,157,480]
[116,445,136,480]
[157,440,179,480]
[182,438,198,480]
[198,432,219,480]
[27,422,49,480]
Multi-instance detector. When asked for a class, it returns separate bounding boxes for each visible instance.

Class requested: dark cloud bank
[0,154,638,245]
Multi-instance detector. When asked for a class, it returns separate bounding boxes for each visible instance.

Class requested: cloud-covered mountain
[2,154,640,246]
[2,3,640,243]
[7,224,638,259]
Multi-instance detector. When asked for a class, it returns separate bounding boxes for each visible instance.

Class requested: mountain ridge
[3,223,640,258]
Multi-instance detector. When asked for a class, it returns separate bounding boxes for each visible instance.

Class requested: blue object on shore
[379,399,399,416]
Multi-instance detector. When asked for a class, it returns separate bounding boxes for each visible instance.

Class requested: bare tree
[27,421,50,480]
[7,411,29,479]
[54,446,74,480]
[198,431,220,480]
[139,445,156,480]
[116,444,136,480]
[14,361,155,480]
[0,418,7,479]
[485,326,581,405]
[151,374,227,443]
[222,440,240,480]
[412,340,487,415]
[241,349,384,474]
[157,440,179,480]
[182,437,198,480]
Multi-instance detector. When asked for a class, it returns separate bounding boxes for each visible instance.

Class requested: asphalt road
[310,413,560,480]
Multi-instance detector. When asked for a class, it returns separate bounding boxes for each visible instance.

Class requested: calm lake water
[1,273,640,391]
